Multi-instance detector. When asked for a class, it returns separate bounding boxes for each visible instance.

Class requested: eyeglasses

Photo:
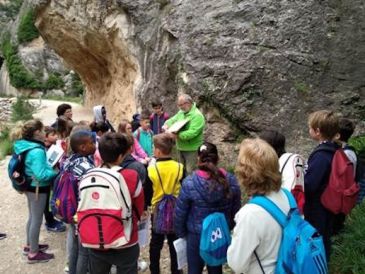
[177,102,189,107]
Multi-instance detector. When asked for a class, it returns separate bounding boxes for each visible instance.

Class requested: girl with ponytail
[12,119,57,264]
[174,142,241,274]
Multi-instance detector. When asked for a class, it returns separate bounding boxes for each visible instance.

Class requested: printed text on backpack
[77,167,132,249]
[200,212,231,266]
[250,189,327,274]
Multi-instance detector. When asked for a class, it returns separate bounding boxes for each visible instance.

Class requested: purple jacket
[174,170,241,237]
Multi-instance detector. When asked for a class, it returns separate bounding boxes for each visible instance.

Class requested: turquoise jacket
[133,128,154,157]
[13,139,57,188]
[166,103,205,151]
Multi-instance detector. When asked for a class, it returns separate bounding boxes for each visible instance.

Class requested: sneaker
[23,244,49,255]
[45,221,66,232]
[27,251,54,264]
[0,233,6,240]
[138,260,148,272]
[64,264,69,273]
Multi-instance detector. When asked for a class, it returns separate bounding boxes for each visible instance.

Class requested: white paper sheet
[167,119,189,133]
[138,217,150,248]
[46,144,64,167]
[173,238,188,270]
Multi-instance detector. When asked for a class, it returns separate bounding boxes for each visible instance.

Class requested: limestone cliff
[33,0,365,157]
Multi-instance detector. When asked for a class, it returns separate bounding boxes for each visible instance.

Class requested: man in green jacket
[163,93,205,174]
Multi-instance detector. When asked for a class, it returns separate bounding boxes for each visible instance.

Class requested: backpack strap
[155,162,181,195]
[280,153,294,173]
[254,251,265,274]
[136,128,141,141]
[249,189,296,228]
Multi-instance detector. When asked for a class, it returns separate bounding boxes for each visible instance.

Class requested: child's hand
[141,211,149,221]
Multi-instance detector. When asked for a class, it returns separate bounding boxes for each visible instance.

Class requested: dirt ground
[0,100,176,274]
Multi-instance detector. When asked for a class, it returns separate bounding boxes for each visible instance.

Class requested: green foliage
[0,127,12,159]
[17,9,39,44]
[44,73,65,90]
[70,73,84,97]
[42,95,82,104]
[11,96,35,122]
[348,135,365,154]
[1,34,65,90]
[0,0,23,19]
[330,202,365,274]
[1,34,41,89]
[294,82,310,93]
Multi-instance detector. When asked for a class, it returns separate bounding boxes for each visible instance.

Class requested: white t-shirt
[344,148,357,177]
[227,190,290,274]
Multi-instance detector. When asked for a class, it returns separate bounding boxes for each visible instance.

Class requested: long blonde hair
[235,138,281,196]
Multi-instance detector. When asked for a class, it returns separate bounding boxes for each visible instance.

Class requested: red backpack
[321,148,360,214]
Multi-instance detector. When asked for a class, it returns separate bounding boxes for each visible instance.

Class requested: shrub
[0,0,23,19]
[349,135,365,154]
[17,9,39,44]
[1,35,42,89]
[45,73,65,90]
[70,73,84,97]
[0,127,12,160]
[11,96,35,122]
[330,202,365,273]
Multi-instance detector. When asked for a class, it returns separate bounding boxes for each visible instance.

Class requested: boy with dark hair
[150,99,169,135]
[148,133,184,274]
[52,103,73,129]
[304,110,340,260]
[62,130,96,274]
[333,118,357,234]
[338,118,357,173]
[134,113,154,157]
[88,132,144,274]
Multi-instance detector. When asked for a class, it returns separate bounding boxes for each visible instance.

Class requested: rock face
[34,0,365,157]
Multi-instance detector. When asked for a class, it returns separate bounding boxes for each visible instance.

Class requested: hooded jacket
[13,139,57,190]
[174,169,241,237]
[93,105,115,132]
[165,103,205,151]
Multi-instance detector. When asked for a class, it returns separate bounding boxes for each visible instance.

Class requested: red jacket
[120,169,144,246]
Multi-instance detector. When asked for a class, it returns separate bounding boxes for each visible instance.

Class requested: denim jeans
[89,244,139,274]
[187,233,222,274]
[149,231,180,274]
[67,224,89,274]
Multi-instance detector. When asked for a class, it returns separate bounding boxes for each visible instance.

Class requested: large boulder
[33,0,365,156]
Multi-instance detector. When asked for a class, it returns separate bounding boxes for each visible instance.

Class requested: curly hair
[235,138,281,196]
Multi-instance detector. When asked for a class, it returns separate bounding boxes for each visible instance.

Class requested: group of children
[7,102,362,274]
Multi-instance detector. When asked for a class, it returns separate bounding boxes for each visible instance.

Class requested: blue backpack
[200,212,231,266]
[8,148,34,193]
[250,189,327,274]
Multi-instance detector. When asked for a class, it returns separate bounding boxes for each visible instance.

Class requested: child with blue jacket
[12,119,58,263]
[304,110,340,260]
[174,142,241,274]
